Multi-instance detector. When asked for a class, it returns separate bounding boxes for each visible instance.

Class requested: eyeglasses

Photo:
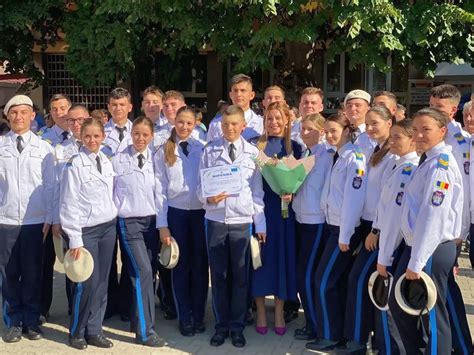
[67,117,90,125]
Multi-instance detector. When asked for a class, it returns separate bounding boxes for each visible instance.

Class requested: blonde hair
[302,113,325,130]
[264,85,285,98]
[300,87,324,100]
[257,101,292,155]
[164,106,196,166]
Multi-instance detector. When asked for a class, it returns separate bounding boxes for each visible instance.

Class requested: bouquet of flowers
[254,151,315,218]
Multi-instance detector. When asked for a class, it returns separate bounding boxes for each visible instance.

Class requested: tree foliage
[0,0,472,88]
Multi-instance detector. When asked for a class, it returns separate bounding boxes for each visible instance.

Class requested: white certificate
[200,165,242,197]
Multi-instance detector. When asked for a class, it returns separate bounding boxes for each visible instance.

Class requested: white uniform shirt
[60,149,118,248]
[361,147,395,221]
[104,119,133,154]
[375,152,419,266]
[293,144,331,224]
[0,131,55,225]
[53,140,113,224]
[353,124,377,160]
[320,142,367,244]
[206,109,263,142]
[197,137,266,233]
[112,146,156,218]
[445,120,470,239]
[39,124,70,146]
[400,142,463,273]
[154,138,204,228]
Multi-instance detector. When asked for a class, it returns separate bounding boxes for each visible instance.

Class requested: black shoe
[294,326,317,341]
[163,309,177,320]
[230,331,246,348]
[136,334,167,347]
[3,326,22,343]
[333,340,366,354]
[179,321,195,337]
[245,309,254,325]
[284,309,298,323]
[86,334,113,348]
[39,314,48,325]
[306,339,344,351]
[120,314,131,322]
[194,321,206,334]
[69,336,88,350]
[210,331,228,346]
[24,326,43,340]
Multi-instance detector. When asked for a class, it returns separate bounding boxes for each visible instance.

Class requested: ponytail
[164,128,178,166]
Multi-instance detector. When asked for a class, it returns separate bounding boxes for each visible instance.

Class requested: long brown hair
[164,106,197,166]
[257,101,293,155]
[368,105,393,167]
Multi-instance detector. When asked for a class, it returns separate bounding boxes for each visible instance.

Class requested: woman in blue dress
[252,101,302,336]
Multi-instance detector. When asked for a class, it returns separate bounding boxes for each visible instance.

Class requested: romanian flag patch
[463,152,470,160]
[436,180,449,190]
[355,169,365,176]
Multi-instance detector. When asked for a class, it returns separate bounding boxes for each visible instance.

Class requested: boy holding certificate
[197,105,266,348]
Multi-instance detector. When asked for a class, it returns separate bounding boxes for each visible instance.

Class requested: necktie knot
[229,143,236,162]
[61,131,69,142]
[116,126,127,142]
[16,135,24,153]
[138,153,145,169]
[95,156,102,174]
[419,153,427,165]
[179,141,189,157]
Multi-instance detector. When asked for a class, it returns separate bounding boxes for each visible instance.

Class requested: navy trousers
[40,230,55,317]
[168,207,208,324]
[0,224,43,327]
[373,240,405,355]
[69,219,116,338]
[343,219,375,344]
[205,219,251,333]
[389,241,456,355]
[118,216,159,341]
[313,223,364,341]
[295,222,325,334]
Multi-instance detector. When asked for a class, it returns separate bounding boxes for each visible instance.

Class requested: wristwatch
[371,228,380,236]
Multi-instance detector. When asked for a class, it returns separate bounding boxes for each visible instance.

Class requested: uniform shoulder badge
[436,153,449,170]
[352,176,363,189]
[354,147,364,161]
[401,164,413,176]
[454,132,466,145]
[395,191,404,206]
[431,191,445,206]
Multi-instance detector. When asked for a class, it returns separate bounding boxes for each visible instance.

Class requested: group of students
[0,74,473,354]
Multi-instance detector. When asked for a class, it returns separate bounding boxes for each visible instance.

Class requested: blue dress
[251,136,302,300]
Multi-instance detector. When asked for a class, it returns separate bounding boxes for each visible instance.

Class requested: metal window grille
[43,54,111,110]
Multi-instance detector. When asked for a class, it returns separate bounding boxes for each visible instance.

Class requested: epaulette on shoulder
[327,148,336,154]
[101,144,114,159]
[437,153,449,170]
[401,163,414,175]
[44,138,53,145]
[65,155,77,167]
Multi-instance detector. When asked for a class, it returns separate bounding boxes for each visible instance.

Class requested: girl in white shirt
[112,116,166,347]
[154,107,207,337]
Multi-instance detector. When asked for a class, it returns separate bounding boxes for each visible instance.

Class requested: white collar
[224,137,243,152]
